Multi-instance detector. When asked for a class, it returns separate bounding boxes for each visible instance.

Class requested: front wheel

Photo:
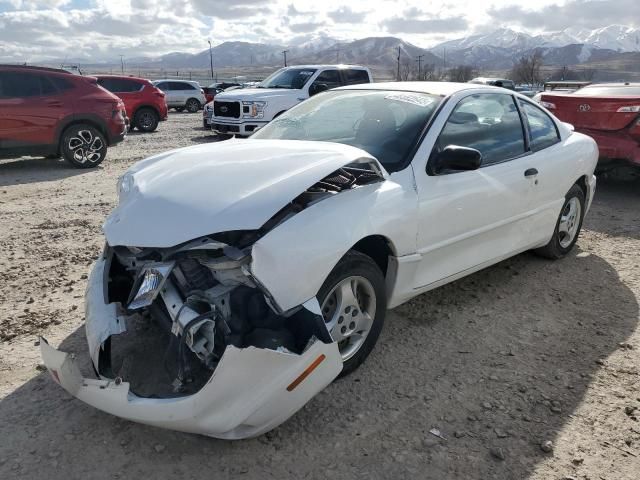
[318,251,386,377]
[186,98,201,113]
[60,124,107,168]
[535,184,585,259]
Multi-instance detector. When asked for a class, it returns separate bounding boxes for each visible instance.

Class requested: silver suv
[151,80,206,113]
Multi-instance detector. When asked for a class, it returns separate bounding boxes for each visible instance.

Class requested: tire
[174,107,184,112]
[186,98,201,113]
[535,184,585,259]
[135,108,159,132]
[60,124,107,169]
[203,120,209,130]
[317,251,387,377]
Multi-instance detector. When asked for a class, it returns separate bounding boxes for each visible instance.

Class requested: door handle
[524,168,538,177]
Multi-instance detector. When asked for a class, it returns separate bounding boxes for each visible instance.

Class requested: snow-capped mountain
[563,25,640,52]
[433,25,640,55]
[434,28,542,52]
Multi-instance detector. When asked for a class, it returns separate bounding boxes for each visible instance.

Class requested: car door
[412,92,537,289]
[516,98,567,244]
[0,71,63,151]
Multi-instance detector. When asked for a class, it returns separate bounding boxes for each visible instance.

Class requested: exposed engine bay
[104,239,332,397]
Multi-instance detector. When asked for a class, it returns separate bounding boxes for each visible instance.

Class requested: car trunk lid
[542,94,640,131]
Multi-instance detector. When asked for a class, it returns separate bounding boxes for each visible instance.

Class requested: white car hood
[104,139,381,248]
[215,88,301,101]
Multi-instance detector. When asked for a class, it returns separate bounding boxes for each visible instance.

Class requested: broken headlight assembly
[127,262,174,310]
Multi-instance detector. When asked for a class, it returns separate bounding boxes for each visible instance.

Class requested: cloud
[191,0,273,19]
[382,15,468,34]
[488,0,640,31]
[327,6,367,24]
[287,21,324,33]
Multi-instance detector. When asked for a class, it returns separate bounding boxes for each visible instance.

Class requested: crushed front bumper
[40,258,342,439]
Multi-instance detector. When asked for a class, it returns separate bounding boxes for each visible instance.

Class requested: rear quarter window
[519,100,560,152]
[344,69,370,85]
[170,82,197,90]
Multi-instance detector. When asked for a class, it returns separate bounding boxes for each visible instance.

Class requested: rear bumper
[40,258,342,439]
[107,116,128,145]
[579,128,640,166]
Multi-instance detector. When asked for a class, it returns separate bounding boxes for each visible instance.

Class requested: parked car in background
[469,77,515,90]
[209,64,372,136]
[532,81,593,103]
[203,82,242,103]
[41,82,597,439]
[540,83,640,172]
[0,65,127,168]
[515,85,537,98]
[151,80,206,112]
[96,75,168,132]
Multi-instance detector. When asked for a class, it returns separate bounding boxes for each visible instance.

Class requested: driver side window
[432,93,526,167]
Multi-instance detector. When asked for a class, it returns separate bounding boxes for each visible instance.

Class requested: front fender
[250,167,418,312]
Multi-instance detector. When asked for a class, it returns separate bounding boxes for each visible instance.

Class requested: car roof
[94,74,149,82]
[337,81,504,96]
[0,64,71,74]
[282,64,369,70]
[152,79,199,84]
[580,82,640,88]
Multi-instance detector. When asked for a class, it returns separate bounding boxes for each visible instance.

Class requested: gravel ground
[0,113,639,479]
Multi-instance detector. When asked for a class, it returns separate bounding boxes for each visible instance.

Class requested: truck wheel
[135,108,159,132]
[186,98,201,113]
[61,124,107,168]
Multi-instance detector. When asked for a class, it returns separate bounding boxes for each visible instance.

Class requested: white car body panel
[41,82,599,439]
[104,140,379,248]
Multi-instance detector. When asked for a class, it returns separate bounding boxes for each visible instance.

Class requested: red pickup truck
[540,83,640,172]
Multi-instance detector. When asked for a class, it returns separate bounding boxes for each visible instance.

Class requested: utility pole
[119,55,124,74]
[416,54,424,80]
[397,46,401,81]
[282,50,289,67]
[208,40,214,80]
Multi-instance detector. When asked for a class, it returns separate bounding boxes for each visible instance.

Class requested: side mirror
[309,83,329,96]
[434,145,482,174]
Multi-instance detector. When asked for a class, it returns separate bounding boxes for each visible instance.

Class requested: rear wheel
[135,108,159,132]
[318,251,386,377]
[61,124,107,168]
[186,98,201,113]
[535,184,585,259]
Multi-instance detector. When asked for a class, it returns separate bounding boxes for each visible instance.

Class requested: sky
[0,0,637,62]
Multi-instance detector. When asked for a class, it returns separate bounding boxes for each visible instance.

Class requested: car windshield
[251,89,443,171]
[574,85,640,96]
[259,68,317,89]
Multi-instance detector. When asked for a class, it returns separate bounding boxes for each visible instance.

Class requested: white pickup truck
[205,65,372,136]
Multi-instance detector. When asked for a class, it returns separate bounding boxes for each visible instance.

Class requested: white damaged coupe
[41,82,598,439]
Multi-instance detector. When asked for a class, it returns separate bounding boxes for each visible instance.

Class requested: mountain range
[74,25,640,75]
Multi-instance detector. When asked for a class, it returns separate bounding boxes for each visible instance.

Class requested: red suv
[95,75,168,132]
[0,65,127,168]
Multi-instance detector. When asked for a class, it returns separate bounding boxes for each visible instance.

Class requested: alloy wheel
[558,197,582,248]
[321,276,377,361]
[68,130,103,164]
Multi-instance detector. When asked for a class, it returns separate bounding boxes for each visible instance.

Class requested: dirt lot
[1,113,639,479]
